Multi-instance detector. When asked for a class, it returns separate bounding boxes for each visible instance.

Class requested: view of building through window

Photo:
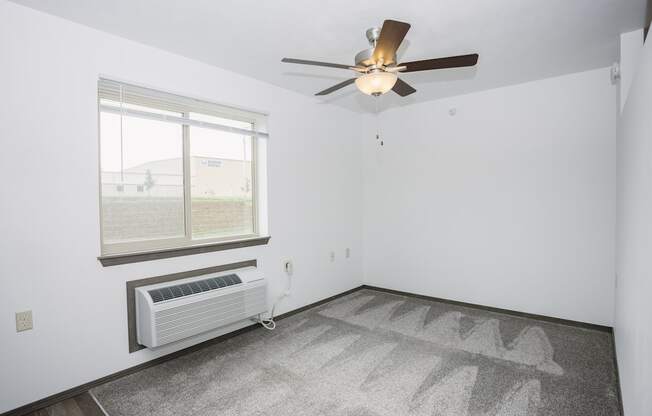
[99,89,258,254]
[189,113,253,239]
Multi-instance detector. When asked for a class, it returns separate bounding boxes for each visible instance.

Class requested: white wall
[362,68,617,326]
[0,1,362,412]
[615,36,652,416]
[619,29,645,113]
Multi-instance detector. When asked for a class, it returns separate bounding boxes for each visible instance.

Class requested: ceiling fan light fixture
[281,20,479,98]
[355,71,398,96]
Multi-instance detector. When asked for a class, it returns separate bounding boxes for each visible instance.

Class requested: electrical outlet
[330,251,335,262]
[345,248,351,258]
[16,310,33,332]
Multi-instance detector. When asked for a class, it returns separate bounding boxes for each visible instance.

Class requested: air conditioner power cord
[253,289,290,331]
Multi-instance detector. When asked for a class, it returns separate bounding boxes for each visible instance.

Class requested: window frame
[97,81,266,259]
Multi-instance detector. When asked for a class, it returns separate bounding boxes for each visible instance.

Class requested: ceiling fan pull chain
[374,96,383,147]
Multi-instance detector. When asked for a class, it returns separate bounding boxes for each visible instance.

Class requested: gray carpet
[93,289,621,415]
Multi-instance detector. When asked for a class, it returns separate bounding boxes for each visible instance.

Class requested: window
[98,79,268,257]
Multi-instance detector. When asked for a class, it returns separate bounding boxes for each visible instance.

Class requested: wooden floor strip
[73,394,105,416]
[23,393,105,416]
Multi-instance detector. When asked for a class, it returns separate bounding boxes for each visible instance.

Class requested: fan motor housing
[356,27,382,67]
[355,48,375,67]
[366,27,381,44]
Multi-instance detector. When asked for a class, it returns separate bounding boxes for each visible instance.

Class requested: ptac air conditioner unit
[135,269,267,348]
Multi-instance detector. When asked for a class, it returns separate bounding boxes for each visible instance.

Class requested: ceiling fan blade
[372,20,411,66]
[315,78,357,96]
[400,54,479,73]
[282,58,354,70]
[392,78,416,97]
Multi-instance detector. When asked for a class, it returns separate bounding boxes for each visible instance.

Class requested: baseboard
[274,286,364,321]
[361,285,613,333]
[1,285,365,416]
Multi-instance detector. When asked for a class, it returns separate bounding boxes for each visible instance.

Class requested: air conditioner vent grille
[148,274,242,303]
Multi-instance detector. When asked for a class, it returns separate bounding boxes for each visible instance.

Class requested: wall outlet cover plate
[16,310,33,332]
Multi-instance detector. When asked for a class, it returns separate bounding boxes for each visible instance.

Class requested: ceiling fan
[281,19,479,98]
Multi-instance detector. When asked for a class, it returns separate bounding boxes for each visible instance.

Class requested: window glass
[189,113,254,239]
[100,112,184,244]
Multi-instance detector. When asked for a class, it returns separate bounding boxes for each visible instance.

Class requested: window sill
[98,236,271,267]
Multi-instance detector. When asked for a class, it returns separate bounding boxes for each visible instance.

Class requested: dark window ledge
[98,236,271,267]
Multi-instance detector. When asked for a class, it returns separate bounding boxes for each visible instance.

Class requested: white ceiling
[11,0,647,113]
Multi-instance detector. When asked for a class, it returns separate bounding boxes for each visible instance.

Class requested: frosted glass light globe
[355,71,398,96]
